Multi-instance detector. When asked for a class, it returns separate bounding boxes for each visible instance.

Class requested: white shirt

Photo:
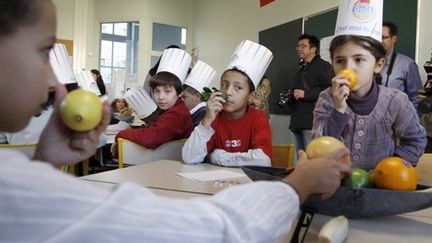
[0,150,300,242]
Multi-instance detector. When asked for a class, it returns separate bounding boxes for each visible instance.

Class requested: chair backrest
[0,143,37,158]
[417,153,432,186]
[271,144,295,168]
[117,138,187,168]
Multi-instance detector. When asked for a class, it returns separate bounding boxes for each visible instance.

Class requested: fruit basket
[242,166,432,219]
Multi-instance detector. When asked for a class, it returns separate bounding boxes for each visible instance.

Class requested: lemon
[60,89,102,132]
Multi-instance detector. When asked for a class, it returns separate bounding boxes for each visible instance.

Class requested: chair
[117,138,187,168]
[417,153,432,186]
[271,144,295,168]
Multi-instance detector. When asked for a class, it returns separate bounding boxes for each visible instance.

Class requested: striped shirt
[0,150,299,242]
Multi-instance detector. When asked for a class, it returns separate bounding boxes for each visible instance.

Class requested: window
[151,23,187,67]
[99,22,139,83]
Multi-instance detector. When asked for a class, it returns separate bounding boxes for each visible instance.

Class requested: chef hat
[124,87,157,119]
[334,0,383,41]
[184,60,216,93]
[156,48,192,83]
[226,40,273,88]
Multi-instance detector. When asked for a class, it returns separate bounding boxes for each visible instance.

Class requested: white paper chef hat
[156,48,192,83]
[50,43,76,84]
[226,40,273,89]
[124,87,157,119]
[334,0,383,42]
[184,60,216,93]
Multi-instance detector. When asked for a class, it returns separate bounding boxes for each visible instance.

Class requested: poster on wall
[260,0,275,7]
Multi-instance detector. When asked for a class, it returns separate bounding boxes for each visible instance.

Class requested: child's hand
[34,84,111,166]
[331,73,350,113]
[201,92,226,128]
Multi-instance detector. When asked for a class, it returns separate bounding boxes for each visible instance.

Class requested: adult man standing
[289,34,333,150]
[380,21,423,113]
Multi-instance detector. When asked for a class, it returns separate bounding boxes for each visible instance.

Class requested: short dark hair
[298,33,320,52]
[149,71,183,94]
[383,21,398,36]
[222,68,255,93]
[0,0,44,36]
[182,84,201,96]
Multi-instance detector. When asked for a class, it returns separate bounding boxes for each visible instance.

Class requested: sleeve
[209,112,272,167]
[1,151,300,242]
[210,148,271,166]
[115,108,189,149]
[182,124,214,164]
[405,61,423,113]
[312,91,349,139]
[303,62,333,102]
[392,94,427,165]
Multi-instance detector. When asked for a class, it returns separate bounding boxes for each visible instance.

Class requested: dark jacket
[289,55,333,130]
[192,106,206,127]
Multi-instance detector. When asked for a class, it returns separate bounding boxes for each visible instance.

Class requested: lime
[342,168,374,189]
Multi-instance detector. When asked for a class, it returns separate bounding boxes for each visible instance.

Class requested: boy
[182,60,216,127]
[113,48,193,150]
[182,40,273,166]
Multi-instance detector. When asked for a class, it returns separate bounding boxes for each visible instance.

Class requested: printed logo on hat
[352,0,376,23]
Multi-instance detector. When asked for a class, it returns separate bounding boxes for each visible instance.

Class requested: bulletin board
[259,18,303,115]
[56,39,73,56]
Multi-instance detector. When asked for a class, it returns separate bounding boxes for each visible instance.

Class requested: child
[0,1,351,241]
[313,0,426,171]
[182,40,273,167]
[182,60,216,127]
[113,48,193,150]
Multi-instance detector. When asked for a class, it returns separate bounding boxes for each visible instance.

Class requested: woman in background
[91,69,106,96]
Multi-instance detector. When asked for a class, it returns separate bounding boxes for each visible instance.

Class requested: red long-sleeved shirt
[116,99,192,149]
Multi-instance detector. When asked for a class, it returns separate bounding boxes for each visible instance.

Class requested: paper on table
[176,170,246,182]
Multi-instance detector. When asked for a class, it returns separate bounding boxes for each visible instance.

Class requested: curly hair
[0,0,44,36]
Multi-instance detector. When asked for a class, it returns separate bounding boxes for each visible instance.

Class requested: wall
[52,0,74,40]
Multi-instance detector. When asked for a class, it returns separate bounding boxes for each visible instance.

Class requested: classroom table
[80,160,432,242]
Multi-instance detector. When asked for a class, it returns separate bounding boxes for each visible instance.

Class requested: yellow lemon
[60,89,102,132]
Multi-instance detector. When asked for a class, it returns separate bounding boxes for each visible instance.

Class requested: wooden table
[81,160,432,242]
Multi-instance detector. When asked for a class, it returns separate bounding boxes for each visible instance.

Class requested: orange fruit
[338,69,358,90]
[373,157,417,191]
[306,136,351,166]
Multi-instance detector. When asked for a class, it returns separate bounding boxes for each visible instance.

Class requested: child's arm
[210,149,271,166]
[392,95,427,165]
[182,124,214,164]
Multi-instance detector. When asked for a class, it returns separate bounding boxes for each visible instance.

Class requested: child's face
[0,0,57,132]
[181,90,201,111]
[153,85,179,110]
[332,42,384,95]
[116,99,126,109]
[220,70,250,116]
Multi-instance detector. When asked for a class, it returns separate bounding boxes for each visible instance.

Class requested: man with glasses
[289,34,333,151]
[381,21,422,114]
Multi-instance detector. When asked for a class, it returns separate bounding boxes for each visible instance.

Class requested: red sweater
[207,108,272,158]
[116,99,192,149]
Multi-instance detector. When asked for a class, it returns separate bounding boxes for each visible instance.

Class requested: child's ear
[374,57,386,73]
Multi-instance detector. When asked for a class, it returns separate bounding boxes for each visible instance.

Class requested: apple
[59,89,102,132]
[306,136,351,165]
[338,69,358,90]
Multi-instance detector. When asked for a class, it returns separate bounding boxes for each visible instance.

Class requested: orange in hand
[373,157,417,191]
[338,69,358,90]
[306,136,351,166]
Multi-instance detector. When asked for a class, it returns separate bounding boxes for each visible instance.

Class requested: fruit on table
[60,89,102,132]
[338,69,358,90]
[373,157,417,191]
[201,87,228,101]
[342,168,374,189]
[305,136,351,165]
[318,215,349,243]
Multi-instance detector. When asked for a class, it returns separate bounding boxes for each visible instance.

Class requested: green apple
[342,168,374,189]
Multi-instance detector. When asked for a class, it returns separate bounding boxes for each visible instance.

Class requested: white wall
[52,0,74,40]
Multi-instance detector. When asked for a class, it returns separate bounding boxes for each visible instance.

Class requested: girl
[313,35,426,170]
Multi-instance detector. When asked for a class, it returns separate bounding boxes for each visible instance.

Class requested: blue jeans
[292,130,313,151]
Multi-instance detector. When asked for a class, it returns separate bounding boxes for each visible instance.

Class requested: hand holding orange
[305,136,351,166]
[338,69,358,90]
[59,89,102,132]
[373,157,417,191]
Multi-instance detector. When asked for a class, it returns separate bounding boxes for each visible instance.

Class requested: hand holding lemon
[306,136,351,166]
